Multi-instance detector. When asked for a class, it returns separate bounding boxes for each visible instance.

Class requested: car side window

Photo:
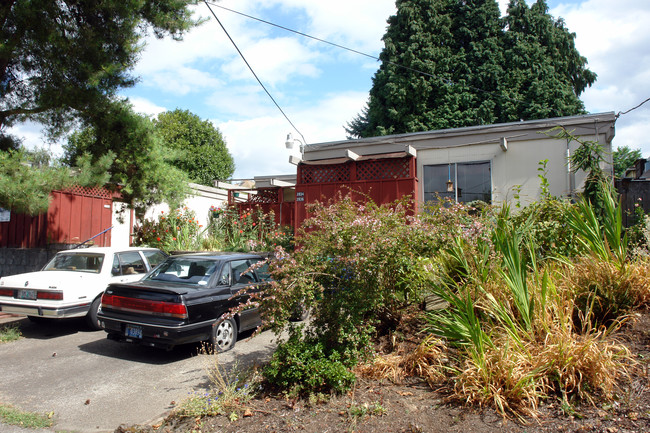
[231,259,257,285]
[251,259,271,282]
[217,262,231,286]
[142,250,167,269]
[116,252,147,275]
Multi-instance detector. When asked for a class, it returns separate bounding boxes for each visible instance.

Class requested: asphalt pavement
[0,315,278,433]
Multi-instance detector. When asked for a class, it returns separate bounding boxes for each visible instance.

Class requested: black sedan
[97,252,268,351]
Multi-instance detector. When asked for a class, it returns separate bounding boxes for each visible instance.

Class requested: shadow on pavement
[77,329,273,366]
[8,316,101,340]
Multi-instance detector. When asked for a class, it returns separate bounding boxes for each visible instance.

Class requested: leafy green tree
[347,0,596,138]
[154,109,235,186]
[612,146,642,178]
[64,100,189,219]
[0,148,112,214]
[0,0,196,138]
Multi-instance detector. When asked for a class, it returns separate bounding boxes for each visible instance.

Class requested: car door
[229,258,263,331]
[111,251,149,284]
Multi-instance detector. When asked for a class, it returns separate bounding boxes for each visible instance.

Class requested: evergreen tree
[500,0,596,121]
[347,0,596,138]
[0,0,196,138]
[64,101,189,219]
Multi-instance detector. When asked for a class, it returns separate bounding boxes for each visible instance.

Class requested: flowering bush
[207,205,292,252]
[132,207,204,252]
[249,194,495,395]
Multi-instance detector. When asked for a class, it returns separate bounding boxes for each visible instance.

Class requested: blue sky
[10,0,650,180]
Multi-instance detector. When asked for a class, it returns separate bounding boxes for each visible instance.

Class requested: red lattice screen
[300,163,351,184]
[357,157,411,181]
[249,188,280,204]
[62,186,113,199]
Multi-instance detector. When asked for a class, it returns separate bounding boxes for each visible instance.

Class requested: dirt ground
[116,311,650,433]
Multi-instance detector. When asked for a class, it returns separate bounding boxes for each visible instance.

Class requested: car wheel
[211,317,237,352]
[85,296,102,331]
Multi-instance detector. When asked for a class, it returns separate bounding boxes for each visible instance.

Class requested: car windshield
[145,257,219,286]
[43,253,105,274]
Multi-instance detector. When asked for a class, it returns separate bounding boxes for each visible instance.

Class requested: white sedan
[0,247,167,329]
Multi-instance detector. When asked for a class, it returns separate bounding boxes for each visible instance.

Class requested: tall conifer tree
[347,0,596,138]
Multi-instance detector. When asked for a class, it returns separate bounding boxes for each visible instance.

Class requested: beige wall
[416,133,613,207]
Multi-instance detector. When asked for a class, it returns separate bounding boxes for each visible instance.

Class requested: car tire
[211,317,237,353]
[85,296,102,331]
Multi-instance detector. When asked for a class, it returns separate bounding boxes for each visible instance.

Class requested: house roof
[303,112,617,162]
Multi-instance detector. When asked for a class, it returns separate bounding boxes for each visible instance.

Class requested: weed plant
[174,344,259,420]
[0,324,20,343]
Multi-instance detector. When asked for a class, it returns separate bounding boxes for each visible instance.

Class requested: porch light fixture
[446,164,454,192]
[285,133,304,158]
[446,179,454,192]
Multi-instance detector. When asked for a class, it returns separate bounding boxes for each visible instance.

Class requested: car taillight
[0,288,13,297]
[37,291,63,300]
[101,294,188,319]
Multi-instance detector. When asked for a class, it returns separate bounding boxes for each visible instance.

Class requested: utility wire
[203,1,307,145]
[617,97,650,118]
[205,1,530,107]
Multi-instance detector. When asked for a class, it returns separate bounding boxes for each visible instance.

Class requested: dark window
[423,161,491,204]
[142,250,167,268]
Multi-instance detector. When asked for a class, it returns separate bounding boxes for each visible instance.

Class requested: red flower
[239,230,243,234]
[156,237,161,241]
[173,237,176,241]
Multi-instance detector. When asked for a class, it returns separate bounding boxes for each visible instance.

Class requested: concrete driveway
[0,316,278,433]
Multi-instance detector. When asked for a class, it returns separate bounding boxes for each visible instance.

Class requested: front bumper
[98,313,213,350]
[0,302,89,318]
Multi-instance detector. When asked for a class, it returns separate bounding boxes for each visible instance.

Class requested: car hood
[0,270,103,290]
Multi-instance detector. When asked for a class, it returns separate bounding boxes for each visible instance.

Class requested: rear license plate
[17,289,36,300]
[125,324,142,339]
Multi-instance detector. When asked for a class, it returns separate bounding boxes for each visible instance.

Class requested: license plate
[17,289,36,300]
[125,324,142,339]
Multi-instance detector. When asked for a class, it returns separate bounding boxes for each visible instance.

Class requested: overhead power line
[617,97,650,118]
[205,1,531,108]
[202,1,307,145]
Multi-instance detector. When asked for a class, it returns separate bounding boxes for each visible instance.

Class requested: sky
[9,0,650,180]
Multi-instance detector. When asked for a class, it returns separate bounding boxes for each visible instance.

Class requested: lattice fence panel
[61,186,113,199]
[249,188,280,204]
[357,157,411,181]
[301,163,351,184]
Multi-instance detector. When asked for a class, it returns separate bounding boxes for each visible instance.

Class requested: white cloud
[129,97,168,117]
[221,37,322,86]
[147,67,223,96]
[217,90,369,178]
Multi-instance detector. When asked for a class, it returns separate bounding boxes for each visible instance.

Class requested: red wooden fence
[0,187,114,248]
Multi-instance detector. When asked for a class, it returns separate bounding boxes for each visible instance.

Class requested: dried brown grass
[356,335,446,385]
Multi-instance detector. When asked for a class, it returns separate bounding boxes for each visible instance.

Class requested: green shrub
[263,330,356,396]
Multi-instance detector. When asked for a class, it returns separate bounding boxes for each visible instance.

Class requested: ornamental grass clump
[423,202,634,418]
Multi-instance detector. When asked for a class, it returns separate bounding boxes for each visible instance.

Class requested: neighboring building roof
[303,112,616,162]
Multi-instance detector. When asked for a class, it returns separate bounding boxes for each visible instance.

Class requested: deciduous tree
[154,109,235,186]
